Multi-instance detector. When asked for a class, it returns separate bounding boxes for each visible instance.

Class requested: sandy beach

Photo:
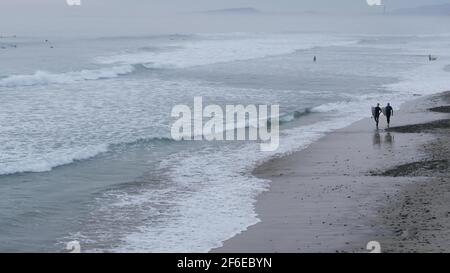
[214,91,450,253]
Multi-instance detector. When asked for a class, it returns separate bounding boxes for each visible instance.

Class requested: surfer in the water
[313,56,317,62]
[373,103,382,128]
[385,103,394,128]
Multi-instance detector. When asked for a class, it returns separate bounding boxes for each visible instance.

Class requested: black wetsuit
[385,106,393,125]
[374,106,382,127]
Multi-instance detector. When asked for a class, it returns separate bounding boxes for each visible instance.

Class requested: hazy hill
[392,3,450,16]
[199,8,261,15]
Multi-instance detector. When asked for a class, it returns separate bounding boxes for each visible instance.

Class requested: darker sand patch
[375,160,449,177]
[429,106,450,113]
[386,119,450,133]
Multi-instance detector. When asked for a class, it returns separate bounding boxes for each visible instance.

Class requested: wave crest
[0,65,135,88]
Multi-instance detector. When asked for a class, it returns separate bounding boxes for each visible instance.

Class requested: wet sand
[213,91,450,253]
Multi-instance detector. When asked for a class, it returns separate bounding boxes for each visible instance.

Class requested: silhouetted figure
[373,103,382,128]
[385,103,394,128]
[313,56,317,62]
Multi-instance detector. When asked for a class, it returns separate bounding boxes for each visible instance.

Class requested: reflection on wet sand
[373,130,381,148]
[373,130,395,148]
[384,132,394,146]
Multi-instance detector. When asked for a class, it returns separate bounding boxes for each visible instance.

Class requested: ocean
[1,32,450,252]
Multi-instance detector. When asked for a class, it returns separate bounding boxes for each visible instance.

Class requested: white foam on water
[0,65,135,87]
[108,118,356,253]
[0,34,358,89]
[0,144,109,176]
[385,61,450,96]
[95,34,359,68]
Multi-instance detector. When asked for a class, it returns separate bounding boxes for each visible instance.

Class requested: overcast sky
[2,0,449,14]
[1,0,449,36]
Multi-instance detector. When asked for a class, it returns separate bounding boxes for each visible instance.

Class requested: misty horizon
[0,0,450,37]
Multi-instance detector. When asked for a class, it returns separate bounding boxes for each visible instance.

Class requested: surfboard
[382,107,387,116]
[371,107,376,117]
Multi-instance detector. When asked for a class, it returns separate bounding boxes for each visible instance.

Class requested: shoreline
[213,91,450,253]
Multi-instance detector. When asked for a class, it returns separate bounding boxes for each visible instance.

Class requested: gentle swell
[279,108,314,124]
[0,65,136,88]
[0,137,174,176]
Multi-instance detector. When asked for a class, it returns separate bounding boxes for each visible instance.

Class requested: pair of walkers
[373,103,394,128]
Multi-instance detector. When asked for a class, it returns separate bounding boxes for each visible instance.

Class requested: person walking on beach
[373,103,382,128]
[385,103,394,128]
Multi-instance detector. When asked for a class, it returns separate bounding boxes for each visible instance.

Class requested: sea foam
[0,65,135,88]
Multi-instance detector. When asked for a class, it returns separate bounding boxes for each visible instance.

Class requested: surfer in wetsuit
[373,103,382,128]
[385,103,394,128]
[313,56,317,62]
